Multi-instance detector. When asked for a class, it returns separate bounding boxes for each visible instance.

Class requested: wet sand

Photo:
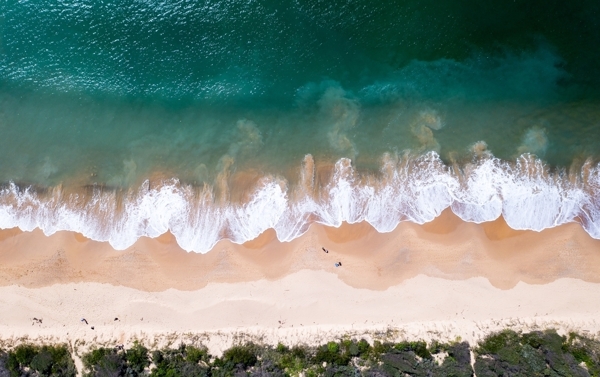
[1,209,599,291]
[0,211,600,351]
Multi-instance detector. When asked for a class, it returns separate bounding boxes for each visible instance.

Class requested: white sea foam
[1,152,599,253]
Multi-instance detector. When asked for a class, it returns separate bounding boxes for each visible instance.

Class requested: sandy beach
[1,209,600,355]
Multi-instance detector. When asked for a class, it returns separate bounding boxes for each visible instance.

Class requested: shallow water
[1,0,599,251]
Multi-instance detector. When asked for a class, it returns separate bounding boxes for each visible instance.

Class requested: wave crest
[1,152,599,253]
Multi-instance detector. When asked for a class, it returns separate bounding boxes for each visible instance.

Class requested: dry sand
[0,209,600,354]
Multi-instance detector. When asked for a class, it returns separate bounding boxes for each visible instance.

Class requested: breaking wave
[1,152,599,253]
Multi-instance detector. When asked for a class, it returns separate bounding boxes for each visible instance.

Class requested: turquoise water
[1,0,600,251]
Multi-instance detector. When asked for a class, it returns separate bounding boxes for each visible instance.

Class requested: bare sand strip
[0,272,599,354]
[0,210,599,354]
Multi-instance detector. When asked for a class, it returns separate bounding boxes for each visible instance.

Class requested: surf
[1,152,598,253]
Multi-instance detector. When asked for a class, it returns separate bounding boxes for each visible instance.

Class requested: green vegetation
[150,344,211,377]
[0,344,76,377]
[474,329,600,377]
[79,338,472,377]
[82,342,150,377]
[1,329,599,376]
[565,332,600,376]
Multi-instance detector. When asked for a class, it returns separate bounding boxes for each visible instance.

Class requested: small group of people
[81,316,119,330]
[322,247,342,267]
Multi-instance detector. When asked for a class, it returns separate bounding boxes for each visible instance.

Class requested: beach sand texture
[0,209,600,355]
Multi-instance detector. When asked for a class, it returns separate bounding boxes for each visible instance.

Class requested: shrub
[357,339,371,355]
[30,350,53,375]
[564,332,600,376]
[275,343,288,353]
[82,348,127,377]
[474,329,593,377]
[476,329,520,355]
[126,342,151,374]
[277,345,309,375]
[82,343,150,377]
[6,344,76,377]
[370,341,393,359]
[221,345,257,368]
[393,341,432,360]
[150,344,210,377]
[12,328,599,377]
[314,341,350,366]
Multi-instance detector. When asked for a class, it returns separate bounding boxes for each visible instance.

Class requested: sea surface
[1,0,600,252]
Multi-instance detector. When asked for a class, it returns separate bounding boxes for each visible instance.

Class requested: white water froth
[1,152,599,252]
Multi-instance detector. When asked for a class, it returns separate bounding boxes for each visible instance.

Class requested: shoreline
[2,150,600,254]
[1,209,600,291]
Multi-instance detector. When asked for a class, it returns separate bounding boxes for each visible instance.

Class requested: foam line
[1,152,599,253]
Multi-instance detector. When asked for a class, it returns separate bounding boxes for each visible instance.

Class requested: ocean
[1,0,599,252]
